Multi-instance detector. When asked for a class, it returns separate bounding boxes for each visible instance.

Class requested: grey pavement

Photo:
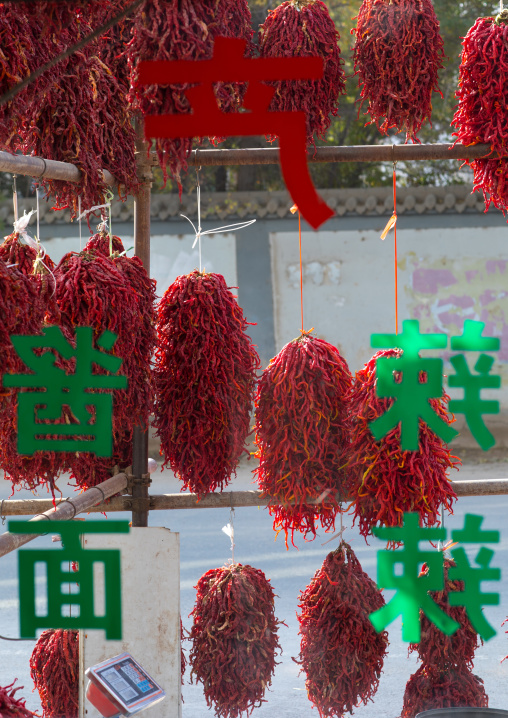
[1,460,508,716]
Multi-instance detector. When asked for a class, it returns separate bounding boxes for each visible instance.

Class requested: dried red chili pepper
[30,629,79,718]
[0,679,34,718]
[189,563,283,718]
[84,230,125,256]
[17,9,138,217]
[47,247,155,489]
[127,0,253,189]
[452,12,508,214]
[254,331,352,546]
[0,261,69,492]
[258,0,346,147]
[345,350,459,540]
[352,0,445,142]
[296,540,388,717]
[401,664,488,717]
[154,270,260,496]
[0,232,57,313]
[409,557,482,669]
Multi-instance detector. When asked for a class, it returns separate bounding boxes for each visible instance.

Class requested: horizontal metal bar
[187,143,498,166]
[1,479,505,517]
[0,151,116,185]
[0,473,128,557]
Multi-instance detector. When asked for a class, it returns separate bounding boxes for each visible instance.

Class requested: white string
[12,175,18,222]
[36,189,40,244]
[222,506,235,565]
[76,202,109,223]
[321,512,346,547]
[78,197,82,251]
[180,181,256,269]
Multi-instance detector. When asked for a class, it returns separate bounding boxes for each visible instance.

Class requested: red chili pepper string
[154,270,260,496]
[296,541,389,717]
[254,331,352,546]
[401,665,488,717]
[352,0,445,142]
[30,629,79,718]
[127,0,253,191]
[189,563,283,718]
[409,558,482,669]
[0,679,35,718]
[46,242,156,489]
[345,350,460,540]
[452,11,508,214]
[258,0,346,148]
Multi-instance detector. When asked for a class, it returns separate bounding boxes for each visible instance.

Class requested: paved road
[1,460,508,717]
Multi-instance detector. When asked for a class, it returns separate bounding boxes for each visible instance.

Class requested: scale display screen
[87,652,165,715]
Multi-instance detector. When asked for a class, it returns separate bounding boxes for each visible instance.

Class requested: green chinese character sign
[9,520,129,639]
[370,319,500,451]
[369,512,500,643]
[3,326,127,457]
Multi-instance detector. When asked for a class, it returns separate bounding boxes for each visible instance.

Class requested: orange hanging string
[291,203,304,332]
[393,162,398,335]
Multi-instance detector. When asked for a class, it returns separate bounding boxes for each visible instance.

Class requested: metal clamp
[125,473,152,495]
[124,497,153,513]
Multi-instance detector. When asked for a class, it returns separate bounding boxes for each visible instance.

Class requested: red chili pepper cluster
[189,563,283,718]
[0,232,57,313]
[353,0,445,142]
[345,350,459,540]
[254,331,351,546]
[154,270,259,496]
[258,0,346,147]
[0,679,34,718]
[296,541,388,717]
[128,0,253,190]
[84,230,125,256]
[452,12,508,213]
[47,246,155,488]
[402,665,488,717]
[0,261,70,492]
[30,629,79,718]
[409,558,482,669]
[402,557,486,716]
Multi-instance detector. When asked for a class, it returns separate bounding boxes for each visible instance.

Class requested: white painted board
[80,528,180,718]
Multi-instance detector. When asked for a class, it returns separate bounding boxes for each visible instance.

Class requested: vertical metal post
[132,116,152,527]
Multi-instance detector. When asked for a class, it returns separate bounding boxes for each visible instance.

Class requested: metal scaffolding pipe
[0,473,128,558]
[0,150,116,185]
[1,479,505,517]
[187,143,499,166]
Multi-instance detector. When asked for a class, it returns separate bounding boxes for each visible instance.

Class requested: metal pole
[1,479,504,516]
[186,142,499,166]
[0,150,116,184]
[131,116,152,528]
[0,473,128,558]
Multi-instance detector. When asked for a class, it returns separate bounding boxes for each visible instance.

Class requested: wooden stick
[0,473,127,558]
[1,480,506,520]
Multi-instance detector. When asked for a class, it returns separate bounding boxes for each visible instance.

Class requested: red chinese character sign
[137,37,334,231]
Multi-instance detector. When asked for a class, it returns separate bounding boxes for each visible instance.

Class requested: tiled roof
[0,185,489,227]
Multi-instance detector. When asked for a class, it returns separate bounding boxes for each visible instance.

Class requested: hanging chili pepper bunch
[154,270,260,496]
[127,0,253,189]
[30,629,79,718]
[452,11,508,214]
[189,563,283,718]
[296,541,388,717]
[345,350,459,540]
[17,10,138,218]
[254,331,352,546]
[0,262,69,492]
[0,231,57,313]
[0,679,34,718]
[402,557,487,716]
[352,0,445,142]
[258,0,346,146]
[0,5,39,149]
[46,247,154,489]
